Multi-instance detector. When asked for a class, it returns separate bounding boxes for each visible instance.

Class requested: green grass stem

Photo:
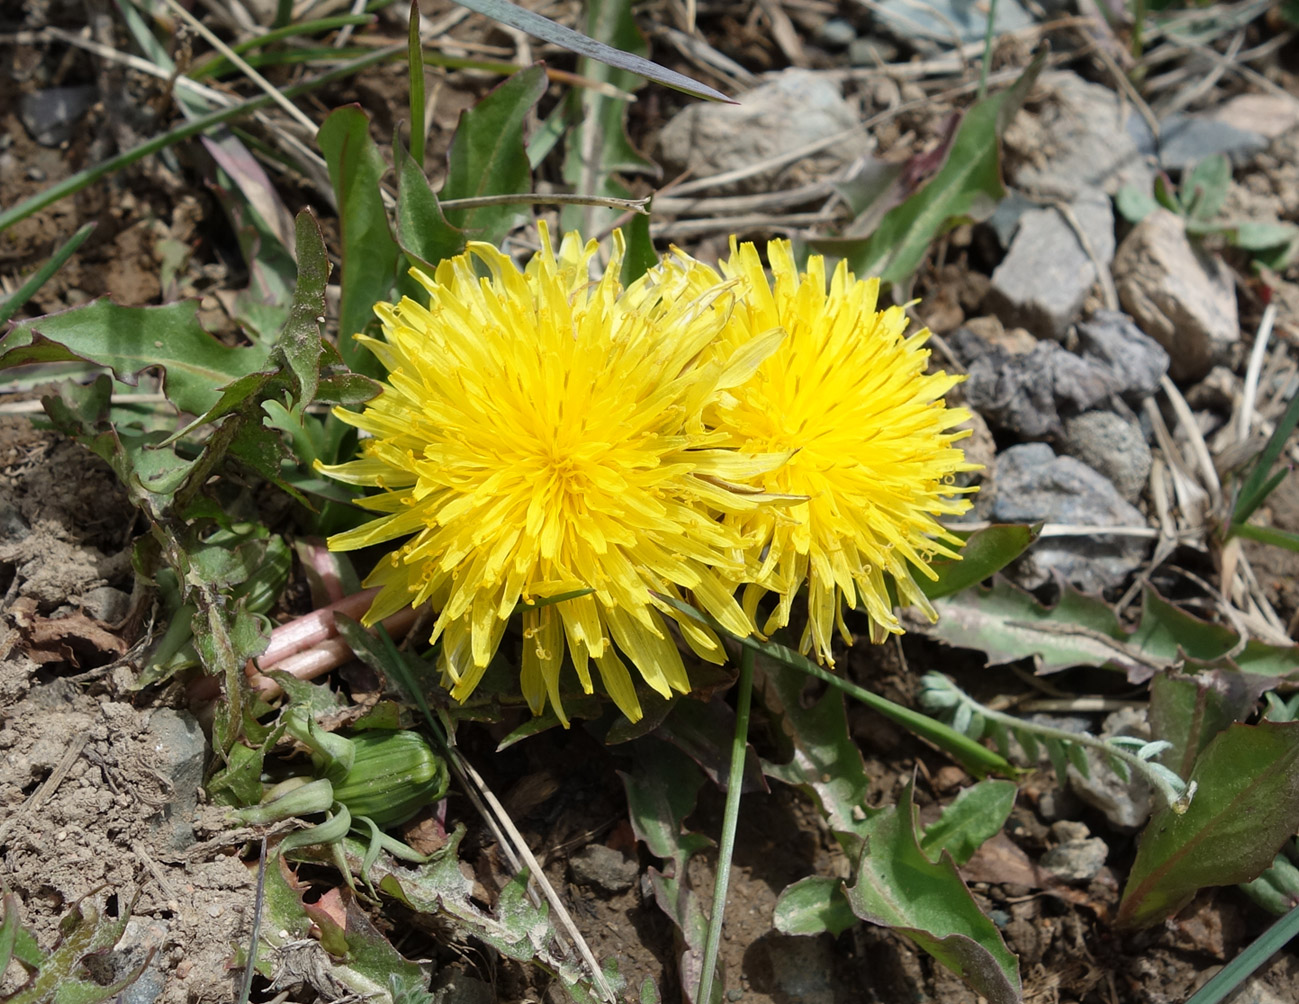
[696,645,754,1004]
[0,222,96,325]
[1183,902,1299,1004]
[0,46,400,236]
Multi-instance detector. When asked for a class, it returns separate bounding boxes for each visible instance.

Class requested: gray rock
[569,843,639,894]
[1041,837,1108,883]
[1069,708,1152,831]
[989,443,1149,591]
[869,0,1033,47]
[146,709,207,850]
[816,18,856,50]
[0,492,28,542]
[1009,72,1157,199]
[117,969,166,1004]
[1208,94,1299,140]
[1061,411,1152,503]
[80,918,167,1002]
[985,188,1115,339]
[1051,820,1090,843]
[1074,310,1170,404]
[951,407,995,488]
[760,934,836,1004]
[949,329,1119,439]
[984,189,1041,250]
[848,37,898,67]
[657,70,871,194]
[1113,209,1239,382]
[1158,113,1268,170]
[19,86,97,147]
[80,585,131,624]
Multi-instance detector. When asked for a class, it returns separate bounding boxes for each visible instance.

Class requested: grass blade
[448,0,732,102]
[1183,902,1299,1004]
[0,222,95,326]
[0,46,399,235]
[408,0,426,170]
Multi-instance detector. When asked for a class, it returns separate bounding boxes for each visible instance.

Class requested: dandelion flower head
[675,238,978,663]
[318,226,785,723]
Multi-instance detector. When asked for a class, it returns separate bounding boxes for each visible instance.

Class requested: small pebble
[816,18,856,49]
[27,166,46,181]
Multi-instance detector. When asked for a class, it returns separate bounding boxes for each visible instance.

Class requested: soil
[3,1,1299,1003]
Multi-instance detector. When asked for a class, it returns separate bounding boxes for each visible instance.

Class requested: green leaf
[1240,849,1299,916]
[301,886,428,993]
[1231,521,1299,552]
[374,826,609,993]
[441,66,547,244]
[1131,589,1299,679]
[1117,721,1299,930]
[446,0,730,102]
[1116,184,1159,225]
[653,696,766,792]
[407,0,425,170]
[560,0,658,237]
[277,210,332,404]
[919,524,1038,600]
[1233,388,1299,527]
[1182,154,1230,222]
[1154,173,1181,213]
[5,898,149,1004]
[772,876,857,937]
[758,655,873,852]
[0,299,268,416]
[207,724,285,807]
[813,48,1043,286]
[1148,671,1266,780]
[621,740,720,1001]
[395,143,464,272]
[929,580,1299,681]
[317,105,401,375]
[257,855,432,1000]
[844,779,1021,1004]
[620,210,658,285]
[920,779,1018,866]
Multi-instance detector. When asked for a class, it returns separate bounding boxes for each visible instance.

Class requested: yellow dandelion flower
[318,227,785,724]
[675,239,978,663]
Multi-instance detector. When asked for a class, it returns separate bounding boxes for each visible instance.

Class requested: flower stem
[697,645,754,1004]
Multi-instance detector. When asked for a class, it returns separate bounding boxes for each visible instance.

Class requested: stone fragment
[869,0,1033,47]
[985,188,1115,339]
[19,86,97,147]
[1041,835,1108,883]
[569,843,639,894]
[1158,112,1268,170]
[79,585,131,624]
[988,443,1148,591]
[1073,310,1169,404]
[759,934,836,1004]
[949,328,1118,439]
[815,18,856,49]
[1208,94,1299,140]
[657,70,870,194]
[1112,209,1239,382]
[146,709,208,850]
[1061,410,1152,503]
[1069,708,1152,831]
[1007,72,1157,199]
